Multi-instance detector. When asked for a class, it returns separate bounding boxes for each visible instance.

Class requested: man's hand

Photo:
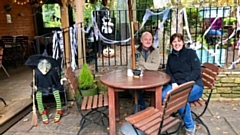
[172,83,178,89]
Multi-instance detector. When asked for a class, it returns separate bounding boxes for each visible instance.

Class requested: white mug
[127,69,133,76]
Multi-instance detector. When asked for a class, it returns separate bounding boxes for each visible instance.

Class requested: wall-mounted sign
[6,14,12,23]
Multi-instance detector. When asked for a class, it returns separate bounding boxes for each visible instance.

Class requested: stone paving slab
[2,98,240,135]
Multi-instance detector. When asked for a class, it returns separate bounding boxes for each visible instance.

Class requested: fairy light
[12,0,43,5]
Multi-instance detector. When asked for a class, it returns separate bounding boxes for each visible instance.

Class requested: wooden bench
[125,81,195,135]
[190,62,220,135]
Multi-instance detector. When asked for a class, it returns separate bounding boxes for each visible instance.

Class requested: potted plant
[78,63,98,96]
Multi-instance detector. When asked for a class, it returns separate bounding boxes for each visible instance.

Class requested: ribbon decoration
[227,6,240,69]
[52,31,63,60]
[90,8,171,45]
[69,25,78,71]
[179,7,223,66]
[179,8,192,43]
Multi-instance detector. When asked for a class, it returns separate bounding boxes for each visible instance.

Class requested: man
[128,31,160,110]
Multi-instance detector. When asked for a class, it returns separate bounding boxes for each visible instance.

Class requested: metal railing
[63,6,240,72]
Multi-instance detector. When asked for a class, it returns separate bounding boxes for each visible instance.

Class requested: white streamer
[88,8,170,45]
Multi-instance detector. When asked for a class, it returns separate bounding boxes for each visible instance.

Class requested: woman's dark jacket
[166,46,203,87]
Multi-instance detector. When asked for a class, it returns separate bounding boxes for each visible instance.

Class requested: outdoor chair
[65,66,109,135]
[1,36,14,44]
[190,62,220,135]
[15,36,28,59]
[125,81,195,135]
[0,47,10,78]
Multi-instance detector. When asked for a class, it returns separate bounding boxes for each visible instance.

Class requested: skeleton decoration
[101,7,114,34]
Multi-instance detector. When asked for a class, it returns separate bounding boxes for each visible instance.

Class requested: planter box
[196,49,226,65]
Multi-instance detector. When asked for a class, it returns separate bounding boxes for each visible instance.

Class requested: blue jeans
[131,90,146,110]
[138,90,146,110]
[207,29,223,36]
[162,84,204,129]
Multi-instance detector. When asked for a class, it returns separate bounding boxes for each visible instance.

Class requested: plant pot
[81,84,98,96]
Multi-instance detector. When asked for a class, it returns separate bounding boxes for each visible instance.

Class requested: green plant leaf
[78,63,94,90]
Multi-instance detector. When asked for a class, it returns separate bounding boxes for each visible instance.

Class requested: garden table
[100,70,170,135]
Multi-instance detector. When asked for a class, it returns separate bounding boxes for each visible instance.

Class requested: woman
[162,33,204,135]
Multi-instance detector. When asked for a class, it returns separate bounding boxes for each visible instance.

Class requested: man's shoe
[139,105,146,111]
[185,125,196,135]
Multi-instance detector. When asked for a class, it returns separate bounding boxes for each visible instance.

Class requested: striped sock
[36,91,48,121]
[53,90,62,121]
[53,90,62,110]
[36,91,44,113]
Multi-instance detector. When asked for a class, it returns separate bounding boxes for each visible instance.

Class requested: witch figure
[25,54,62,124]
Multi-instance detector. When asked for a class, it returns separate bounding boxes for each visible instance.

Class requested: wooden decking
[0,66,33,134]
[0,98,32,134]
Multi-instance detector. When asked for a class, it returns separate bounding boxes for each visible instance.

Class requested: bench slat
[81,96,88,110]
[86,96,93,110]
[92,95,98,109]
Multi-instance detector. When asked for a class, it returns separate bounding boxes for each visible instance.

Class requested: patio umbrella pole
[128,0,136,70]
[128,0,138,113]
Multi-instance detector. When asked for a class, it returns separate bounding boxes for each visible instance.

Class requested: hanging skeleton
[101,7,114,34]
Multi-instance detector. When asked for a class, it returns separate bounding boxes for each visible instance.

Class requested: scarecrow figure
[25,54,62,124]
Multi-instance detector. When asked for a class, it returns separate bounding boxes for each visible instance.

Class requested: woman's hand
[172,83,178,89]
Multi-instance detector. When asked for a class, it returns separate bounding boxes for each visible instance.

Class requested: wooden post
[60,0,70,67]
[75,0,85,66]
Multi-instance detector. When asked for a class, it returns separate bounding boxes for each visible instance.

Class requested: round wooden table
[100,70,170,135]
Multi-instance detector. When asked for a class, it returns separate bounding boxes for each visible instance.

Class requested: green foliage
[78,63,94,90]
[223,17,237,25]
[84,2,103,24]
[42,4,61,28]
[186,8,202,28]
[197,35,209,49]
[136,0,154,24]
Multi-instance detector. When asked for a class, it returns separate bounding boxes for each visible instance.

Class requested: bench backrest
[65,66,82,106]
[201,63,220,90]
[163,81,195,118]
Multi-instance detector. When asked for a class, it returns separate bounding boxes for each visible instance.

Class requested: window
[42,4,61,28]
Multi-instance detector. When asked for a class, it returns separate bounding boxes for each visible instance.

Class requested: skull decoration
[103,47,114,58]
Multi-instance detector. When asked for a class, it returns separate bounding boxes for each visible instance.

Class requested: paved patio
[1,65,240,135]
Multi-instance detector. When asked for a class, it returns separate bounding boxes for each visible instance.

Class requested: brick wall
[212,70,240,98]
[0,0,35,39]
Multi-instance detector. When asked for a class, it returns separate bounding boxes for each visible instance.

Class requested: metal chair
[125,81,195,135]
[190,62,220,135]
[0,47,10,78]
[65,66,109,135]
[1,36,14,44]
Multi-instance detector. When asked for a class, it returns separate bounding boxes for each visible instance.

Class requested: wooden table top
[100,70,170,90]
